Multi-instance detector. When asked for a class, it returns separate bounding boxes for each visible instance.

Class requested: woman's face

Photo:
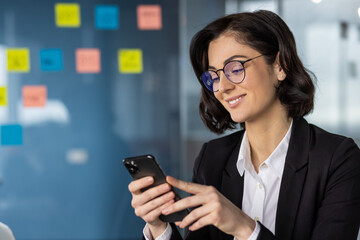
[208,33,284,123]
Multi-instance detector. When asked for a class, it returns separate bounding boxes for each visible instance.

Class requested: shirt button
[254,217,259,221]
[262,163,268,168]
[259,183,263,189]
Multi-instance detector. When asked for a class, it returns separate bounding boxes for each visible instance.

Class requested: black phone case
[123,154,188,222]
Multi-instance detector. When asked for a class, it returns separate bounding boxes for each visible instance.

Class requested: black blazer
[162,117,360,240]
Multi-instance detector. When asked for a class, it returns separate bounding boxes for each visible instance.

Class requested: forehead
[208,34,258,66]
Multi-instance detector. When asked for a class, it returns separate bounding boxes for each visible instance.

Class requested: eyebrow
[208,54,248,70]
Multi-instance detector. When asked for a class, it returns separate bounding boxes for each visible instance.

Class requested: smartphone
[123,154,188,222]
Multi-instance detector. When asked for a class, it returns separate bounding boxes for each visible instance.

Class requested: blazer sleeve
[257,222,278,240]
[257,137,360,240]
[309,138,360,240]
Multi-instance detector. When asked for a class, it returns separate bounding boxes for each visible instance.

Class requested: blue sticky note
[40,49,63,71]
[95,5,119,30]
[1,124,23,146]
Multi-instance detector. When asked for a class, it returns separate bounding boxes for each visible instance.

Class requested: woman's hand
[162,176,255,239]
[128,177,175,238]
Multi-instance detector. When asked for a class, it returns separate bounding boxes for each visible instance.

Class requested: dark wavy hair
[190,10,315,134]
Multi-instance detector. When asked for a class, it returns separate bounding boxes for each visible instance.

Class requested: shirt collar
[236,120,293,178]
[236,131,249,177]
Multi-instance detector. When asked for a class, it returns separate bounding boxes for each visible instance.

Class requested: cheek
[252,84,276,103]
[214,92,222,102]
[246,75,278,105]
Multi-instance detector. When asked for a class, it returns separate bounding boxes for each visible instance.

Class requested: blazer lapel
[275,118,310,239]
[217,131,244,240]
[220,131,245,209]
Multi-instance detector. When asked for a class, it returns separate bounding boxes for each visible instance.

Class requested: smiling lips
[226,94,246,108]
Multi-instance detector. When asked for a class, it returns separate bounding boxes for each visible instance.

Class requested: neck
[245,103,291,172]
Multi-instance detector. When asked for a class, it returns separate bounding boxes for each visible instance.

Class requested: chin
[230,112,247,123]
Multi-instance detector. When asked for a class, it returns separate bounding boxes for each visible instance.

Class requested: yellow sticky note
[0,87,7,106]
[119,49,143,74]
[55,3,81,27]
[7,48,30,72]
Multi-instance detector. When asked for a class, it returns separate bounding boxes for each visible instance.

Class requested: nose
[217,71,234,93]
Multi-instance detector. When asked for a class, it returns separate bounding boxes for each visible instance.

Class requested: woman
[128,10,360,240]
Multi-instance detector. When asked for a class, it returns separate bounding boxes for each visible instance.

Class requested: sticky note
[76,48,101,73]
[119,49,143,73]
[137,5,162,30]
[23,85,47,107]
[55,3,81,28]
[0,87,7,106]
[1,124,23,146]
[7,48,30,72]
[40,49,63,71]
[95,5,119,30]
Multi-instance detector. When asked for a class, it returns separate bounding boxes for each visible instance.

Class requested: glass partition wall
[0,0,180,239]
[0,0,359,239]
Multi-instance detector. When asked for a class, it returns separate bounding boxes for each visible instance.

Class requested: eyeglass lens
[201,61,245,92]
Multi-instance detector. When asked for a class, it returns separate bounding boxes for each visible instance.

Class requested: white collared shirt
[236,120,293,239]
[144,120,293,240]
[143,222,172,240]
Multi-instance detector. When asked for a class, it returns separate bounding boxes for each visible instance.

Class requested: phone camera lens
[125,162,139,174]
[129,166,139,174]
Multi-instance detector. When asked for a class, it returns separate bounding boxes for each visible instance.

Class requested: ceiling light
[311,0,322,3]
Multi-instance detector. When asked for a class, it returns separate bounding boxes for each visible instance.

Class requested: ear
[273,52,286,81]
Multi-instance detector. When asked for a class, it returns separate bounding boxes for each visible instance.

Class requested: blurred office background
[0,0,359,239]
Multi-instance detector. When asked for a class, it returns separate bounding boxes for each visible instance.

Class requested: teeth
[229,97,241,105]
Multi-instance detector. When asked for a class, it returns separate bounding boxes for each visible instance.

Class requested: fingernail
[162,184,169,191]
[147,177,153,182]
[162,209,169,214]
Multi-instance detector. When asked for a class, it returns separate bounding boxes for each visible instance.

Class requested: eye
[208,71,219,81]
[231,68,244,74]
[225,62,244,75]
[212,76,220,82]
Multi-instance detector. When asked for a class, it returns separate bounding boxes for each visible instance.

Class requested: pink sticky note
[23,86,47,107]
[76,48,101,73]
[137,5,162,30]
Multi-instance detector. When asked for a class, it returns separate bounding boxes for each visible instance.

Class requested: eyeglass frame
[200,54,263,92]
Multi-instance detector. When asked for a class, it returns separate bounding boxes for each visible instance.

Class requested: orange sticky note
[76,48,101,73]
[137,5,162,30]
[23,86,47,107]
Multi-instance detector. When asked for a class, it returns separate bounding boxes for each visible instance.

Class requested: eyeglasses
[201,55,263,92]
